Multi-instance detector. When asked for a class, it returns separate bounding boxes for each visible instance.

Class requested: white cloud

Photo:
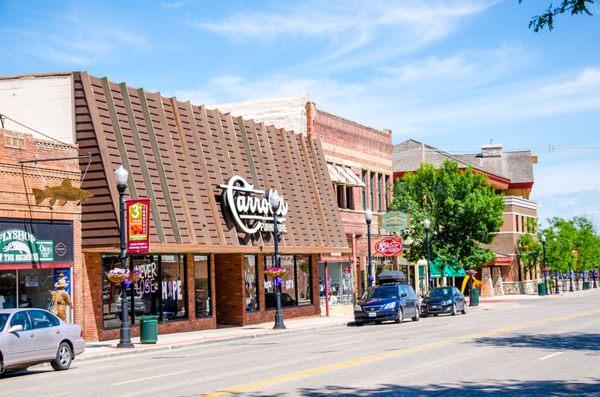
[7,12,149,66]
[536,190,600,230]
[189,0,498,70]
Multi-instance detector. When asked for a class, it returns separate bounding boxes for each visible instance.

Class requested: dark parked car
[421,287,467,317]
[354,272,420,326]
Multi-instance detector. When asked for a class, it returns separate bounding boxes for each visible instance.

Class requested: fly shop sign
[220,176,288,235]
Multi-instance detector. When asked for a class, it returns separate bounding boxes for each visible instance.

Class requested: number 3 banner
[126,198,150,253]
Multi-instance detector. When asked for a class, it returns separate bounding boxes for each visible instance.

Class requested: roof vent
[481,143,502,158]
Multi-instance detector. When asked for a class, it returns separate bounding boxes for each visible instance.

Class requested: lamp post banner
[126,198,150,253]
[374,236,403,257]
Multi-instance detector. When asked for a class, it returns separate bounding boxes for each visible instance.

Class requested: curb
[78,319,352,363]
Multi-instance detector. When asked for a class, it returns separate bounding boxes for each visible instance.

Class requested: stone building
[393,139,538,295]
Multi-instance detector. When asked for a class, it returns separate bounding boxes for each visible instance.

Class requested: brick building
[0,127,82,323]
[0,73,348,340]
[393,140,538,295]
[217,94,395,300]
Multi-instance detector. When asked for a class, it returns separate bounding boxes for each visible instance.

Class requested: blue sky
[1,0,599,227]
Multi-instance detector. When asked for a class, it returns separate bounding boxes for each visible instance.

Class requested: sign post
[126,198,150,254]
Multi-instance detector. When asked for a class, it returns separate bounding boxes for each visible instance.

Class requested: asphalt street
[2,290,600,396]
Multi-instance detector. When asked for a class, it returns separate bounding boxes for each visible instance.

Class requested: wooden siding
[73,72,348,252]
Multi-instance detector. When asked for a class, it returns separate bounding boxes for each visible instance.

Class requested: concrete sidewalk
[79,312,353,362]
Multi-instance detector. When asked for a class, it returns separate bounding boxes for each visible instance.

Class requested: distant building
[218,95,397,299]
[393,139,538,295]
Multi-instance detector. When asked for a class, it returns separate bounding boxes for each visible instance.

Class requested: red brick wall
[214,253,245,325]
[0,129,83,326]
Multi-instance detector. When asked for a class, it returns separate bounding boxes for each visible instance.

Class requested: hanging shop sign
[380,211,409,234]
[126,198,150,253]
[0,219,73,265]
[374,236,404,257]
[220,176,288,235]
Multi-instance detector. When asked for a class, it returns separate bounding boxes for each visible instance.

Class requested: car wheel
[451,304,457,316]
[0,354,4,376]
[51,342,73,371]
[411,308,420,322]
[395,309,403,324]
[433,314,438,317]
[355,321,364,327]
[422,313,428,318]
[461,303,467,314]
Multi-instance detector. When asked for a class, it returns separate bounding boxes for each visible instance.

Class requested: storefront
[73,72,349,341]
[0,219,74,318]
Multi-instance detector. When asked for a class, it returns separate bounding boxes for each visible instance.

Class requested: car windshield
[362,285,398,300]
[0,314,9,331]
[427,288,452,298]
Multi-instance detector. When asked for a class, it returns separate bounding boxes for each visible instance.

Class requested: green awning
[429,259,466,278]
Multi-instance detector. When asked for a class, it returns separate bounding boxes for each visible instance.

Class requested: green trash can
[538,282,547,296]
[584,281,591,290]
[140,315,158,344]
[469,287,479,306]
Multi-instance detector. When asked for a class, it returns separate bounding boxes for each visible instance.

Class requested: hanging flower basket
[265,266,287,278]
[105,268,130,284]
[129,268,141,282]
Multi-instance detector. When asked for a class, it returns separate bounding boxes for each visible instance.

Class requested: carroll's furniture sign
[0,219,73,265]
[126,199,150,253]
[220,176,288,235]
[374,236,403,257]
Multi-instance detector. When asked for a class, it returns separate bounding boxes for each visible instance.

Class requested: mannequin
[50,278,72,321]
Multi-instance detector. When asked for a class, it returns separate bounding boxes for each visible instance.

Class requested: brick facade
[0,128,83,323]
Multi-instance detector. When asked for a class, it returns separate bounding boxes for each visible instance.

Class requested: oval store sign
[375,237,403,257]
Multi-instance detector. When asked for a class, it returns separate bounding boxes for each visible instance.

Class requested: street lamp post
[365,209,373,286]
[269,189,286,330]
[115,166,133,349]
[569,266,574,292]
[593,268,598,289]
[554,270,560,294]
[424,219,431,290]
[541,235,548,294]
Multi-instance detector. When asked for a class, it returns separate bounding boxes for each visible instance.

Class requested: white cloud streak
[190,0,498,70]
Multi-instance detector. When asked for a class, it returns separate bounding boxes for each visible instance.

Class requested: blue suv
[354,272,420,326]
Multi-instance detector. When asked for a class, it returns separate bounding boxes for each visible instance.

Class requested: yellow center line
[201,308,600,396]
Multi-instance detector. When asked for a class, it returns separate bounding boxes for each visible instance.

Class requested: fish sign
[32,178,93,206]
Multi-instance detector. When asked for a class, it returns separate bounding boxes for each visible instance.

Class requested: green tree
[517,233,542,272]
[390,160,505,285]
[520,0,595,32]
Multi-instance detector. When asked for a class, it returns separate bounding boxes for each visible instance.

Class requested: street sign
[380,211,409,234]
[374,236,403,257]
[126,198,150,253]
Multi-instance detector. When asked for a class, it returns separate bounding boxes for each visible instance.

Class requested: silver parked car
[0,308,85,374]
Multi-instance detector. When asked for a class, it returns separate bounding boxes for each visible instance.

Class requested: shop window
[18,269,54,309]
[244,255,259,312]
[194,255,211,318]
[264,255,312,309]
[131,255,160,321]
[296,256,312,305]
[0,270,17,309]
[102,253,187,329]
[160,255,187,321]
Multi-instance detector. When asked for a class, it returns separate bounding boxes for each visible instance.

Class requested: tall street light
[269,189,285,330]
[541,235,549,295]
[569,248,577,292]
[115,165,133,348]
[365,209,373,286]
[424,218,431,290]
